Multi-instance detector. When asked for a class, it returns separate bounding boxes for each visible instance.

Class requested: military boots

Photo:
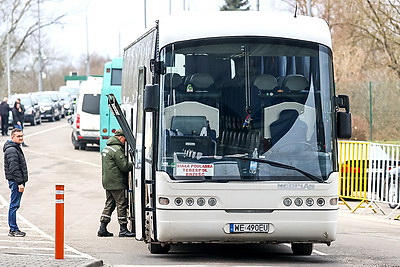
[119,224,135,237]
[97,222,113,237]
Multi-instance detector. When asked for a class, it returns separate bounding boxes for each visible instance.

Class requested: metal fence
[338,141,400,219]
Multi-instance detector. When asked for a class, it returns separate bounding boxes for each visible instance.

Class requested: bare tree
[0,0,66,95]
[349,0,400,78]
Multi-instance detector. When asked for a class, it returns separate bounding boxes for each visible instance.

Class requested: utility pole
[7,26,12,97]
[307,0,312,16]
[38,0,43,92]
[85,14,90,77]
[144,0,147,28]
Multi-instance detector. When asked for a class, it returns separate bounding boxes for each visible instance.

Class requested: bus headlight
[283,198,292,206]
[317,198,325,206]
[208,197,217,206]
[197,197,206,206]
[186,197,194,206]
[174,197,183,206]
[330,198,338,206]
[305,198,314,206]
[294,198,303,206]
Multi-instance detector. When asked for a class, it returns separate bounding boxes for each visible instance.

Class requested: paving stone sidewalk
[0,253,103,267]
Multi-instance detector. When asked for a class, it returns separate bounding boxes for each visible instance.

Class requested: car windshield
[158,37,335,182]
[10,95,31,106]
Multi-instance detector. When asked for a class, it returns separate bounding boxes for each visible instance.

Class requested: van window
[82,94,100,114]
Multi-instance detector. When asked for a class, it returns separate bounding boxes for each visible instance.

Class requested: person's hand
[18,184,25,193]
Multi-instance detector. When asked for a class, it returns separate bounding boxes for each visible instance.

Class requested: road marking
[0,194,95,260]
[24,123,70,138]
[25,150,101,168]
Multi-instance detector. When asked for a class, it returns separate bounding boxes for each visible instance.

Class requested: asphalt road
[0,120,399,266]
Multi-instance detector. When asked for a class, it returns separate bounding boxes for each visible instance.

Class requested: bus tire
[291,243,313,255]
[148,243,170,254]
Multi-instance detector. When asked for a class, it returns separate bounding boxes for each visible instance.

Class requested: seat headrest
[253,74,278,91]
[164,73,182,89]
[189,73,214,89]
[281,74,309,91]
[278,109,299,120]
[171,116,207,135]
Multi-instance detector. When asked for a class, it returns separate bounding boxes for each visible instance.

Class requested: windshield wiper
[176,152,325,183]
[220,155,325,183]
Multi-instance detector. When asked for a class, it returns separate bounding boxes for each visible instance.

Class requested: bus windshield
[158,37,335,182]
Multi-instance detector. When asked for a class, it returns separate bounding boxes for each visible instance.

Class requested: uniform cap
[114,129,125,137]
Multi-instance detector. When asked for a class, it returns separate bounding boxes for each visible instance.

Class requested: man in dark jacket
[0,97,11,136]
[3,128,28,237]
[98,129,134,237]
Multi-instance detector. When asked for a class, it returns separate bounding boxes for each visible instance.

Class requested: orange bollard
[55,184,64,259]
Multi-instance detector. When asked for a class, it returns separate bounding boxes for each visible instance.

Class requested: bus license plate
[230,223,269,233]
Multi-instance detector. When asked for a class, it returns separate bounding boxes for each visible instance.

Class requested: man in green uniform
[98,129,134,237]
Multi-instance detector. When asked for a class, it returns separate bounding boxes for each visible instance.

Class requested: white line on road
[26,150,101,168]
[24,123,70,138]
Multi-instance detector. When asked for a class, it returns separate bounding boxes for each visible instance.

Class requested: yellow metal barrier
[338,141,375,212]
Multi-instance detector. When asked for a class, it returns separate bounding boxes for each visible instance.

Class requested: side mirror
[336,94,351,139]
[143,84,159,112]
[337,112,352,139]
[336,95,350,113]
[150,59,166,75]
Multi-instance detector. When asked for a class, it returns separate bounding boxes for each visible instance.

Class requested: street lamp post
[37,0,43,92]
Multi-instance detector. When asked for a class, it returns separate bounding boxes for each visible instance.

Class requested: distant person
[12,101,28,147]
[0,97,11,136]
[3,128,28,237]
[98,129,134,237]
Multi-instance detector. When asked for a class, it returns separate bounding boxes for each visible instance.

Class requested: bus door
[107,94,146,240]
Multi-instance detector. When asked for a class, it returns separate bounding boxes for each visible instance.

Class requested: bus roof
[158,12,332,49]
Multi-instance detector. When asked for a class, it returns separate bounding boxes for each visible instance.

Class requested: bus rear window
[111,68,122,86]
[82,94,100,114]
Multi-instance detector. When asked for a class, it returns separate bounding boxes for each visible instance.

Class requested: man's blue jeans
[8,180,23,231]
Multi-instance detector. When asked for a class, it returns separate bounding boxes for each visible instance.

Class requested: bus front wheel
[291,243,313,255]
[148,243,170,254]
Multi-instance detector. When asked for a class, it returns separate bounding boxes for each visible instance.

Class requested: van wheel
[71,133,80,150]
[31,118,36,126]
[79,144,87,150]
[291,243,313,255]
[148,243,170,254]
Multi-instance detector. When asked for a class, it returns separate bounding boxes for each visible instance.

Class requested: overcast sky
[42,0,287,65]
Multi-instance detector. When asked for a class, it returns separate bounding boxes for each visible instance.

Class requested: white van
[71,76,103,150]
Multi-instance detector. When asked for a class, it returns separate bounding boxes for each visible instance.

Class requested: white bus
[112,11,352,255]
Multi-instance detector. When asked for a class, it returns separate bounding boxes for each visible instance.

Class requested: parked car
[59,85,80,101]
[32,92,62,122]
[8,93,41,126]
[45,91,65,118]
[71,77,103,150]
[59,92,75,116]
[340,145,398,197]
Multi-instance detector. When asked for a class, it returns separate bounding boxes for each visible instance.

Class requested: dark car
[32,92,62,122]
[45,91,65,118]
[8,93,41,126]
